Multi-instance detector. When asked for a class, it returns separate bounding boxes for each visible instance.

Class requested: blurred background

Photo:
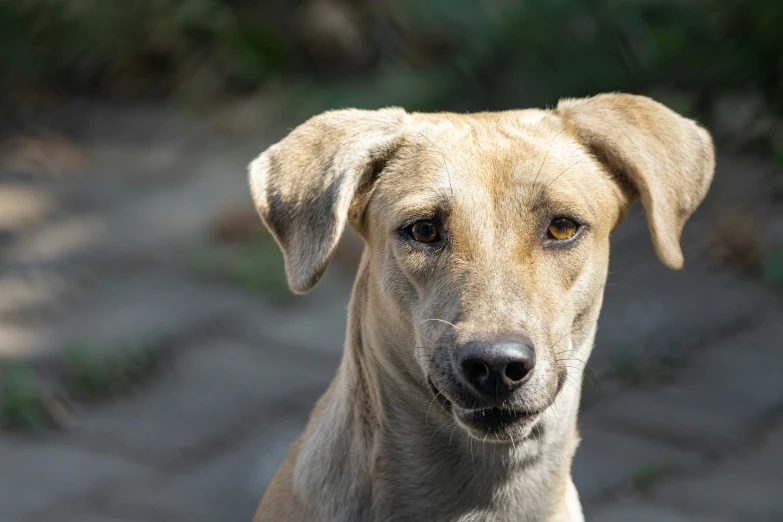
[1,1,782,521]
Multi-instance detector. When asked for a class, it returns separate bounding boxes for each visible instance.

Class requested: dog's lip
[427,377,542,422]
[454,405,541,423]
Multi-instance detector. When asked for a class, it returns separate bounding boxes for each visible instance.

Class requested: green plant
[187,243,219,275]
[773,154,783,198]
[632,462,680,490]
[0,0,289,104]
[609,353,646,386]
[227,240,290,296]
[3,0,782,120]
[709,209,762,272]
[188,237,291,300]
[760,250,783,290]
[0,363,48,432]
[610,353,682,387]
[63,341,161,400]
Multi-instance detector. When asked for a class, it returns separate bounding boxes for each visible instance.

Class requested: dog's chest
[369,465,553,522]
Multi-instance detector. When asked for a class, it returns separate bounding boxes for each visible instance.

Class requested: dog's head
[249,94,714,443]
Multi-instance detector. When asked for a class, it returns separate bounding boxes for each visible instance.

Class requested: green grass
[188,237,291,300]
[0,362,48,432]
[760,250,783,290]
[227,240,290,295]
[773,154,783,197]
[632,462,680,490]
[610,353,682,387]
[609,353,646,386]
[63,341,161,401]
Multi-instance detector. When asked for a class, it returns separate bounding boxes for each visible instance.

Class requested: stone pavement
[0,103,781,522]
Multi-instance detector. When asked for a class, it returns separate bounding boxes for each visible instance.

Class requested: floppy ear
[248,108,405,293]
[557,93,715,269]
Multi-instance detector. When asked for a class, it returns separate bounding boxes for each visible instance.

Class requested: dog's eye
[548,218,579,241]
[409,220,440,243]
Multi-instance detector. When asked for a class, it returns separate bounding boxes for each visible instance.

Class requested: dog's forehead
[378,110,612,218]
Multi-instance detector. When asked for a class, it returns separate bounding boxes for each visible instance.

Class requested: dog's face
[249,94,714,443]
[363,112,624,441]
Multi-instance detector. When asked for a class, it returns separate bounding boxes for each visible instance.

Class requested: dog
[247,93,715,522]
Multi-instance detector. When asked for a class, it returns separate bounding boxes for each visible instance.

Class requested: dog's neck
[294,266,586,522]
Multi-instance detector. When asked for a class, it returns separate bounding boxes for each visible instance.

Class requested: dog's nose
[457,339,535,398]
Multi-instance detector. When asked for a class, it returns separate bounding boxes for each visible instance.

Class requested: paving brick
[59,515,139,522]
[572,419,703,503]
[0,185,53,231]
[106,414,310,522]
[589,320,783,451]
[236,265,353,357]
[4,144,253,268]
[3,104,781,522]
[0,437,150,521]
[0,270,73,318]
[65,339,335,465]
[0,273,256,362]
[653,422,783,520]
[591,173,783,378]
[593,256,778,375]
[588,501,729,522]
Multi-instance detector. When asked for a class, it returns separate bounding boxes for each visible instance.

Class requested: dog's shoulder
[253,438,310,522]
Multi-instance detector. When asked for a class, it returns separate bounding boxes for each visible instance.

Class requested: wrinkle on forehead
[374,110,623,233]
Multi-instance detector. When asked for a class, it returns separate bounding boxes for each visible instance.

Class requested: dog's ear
[248,108,405,293]
[557,93,715,269]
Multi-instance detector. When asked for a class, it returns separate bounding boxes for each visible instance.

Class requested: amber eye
[548,218,579,241]
[409,220,440,243]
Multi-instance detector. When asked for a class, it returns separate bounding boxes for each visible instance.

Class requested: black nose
[457,339,535,399]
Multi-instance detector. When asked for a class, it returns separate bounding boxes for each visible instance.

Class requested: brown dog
[248,93,715,522]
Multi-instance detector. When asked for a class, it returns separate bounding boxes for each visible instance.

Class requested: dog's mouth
[454,406,541,434]
[427,378,542,439]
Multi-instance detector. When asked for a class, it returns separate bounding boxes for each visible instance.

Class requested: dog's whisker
[482,433,489,470]
[542,157,587,193]
[419,318,457,329]
[429,417,455,442]
[554,354,588,364]
[425,389,442,425]
[554,355,601,383]
[551,396,562,425]
[556,363,589,374]
[449,422,459,446]
[533,129,564,189]
[561,378,582,395]
[416,331,439,343]
[549,329,574,352]
[437,150,456,200]
[470,438,476,477]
